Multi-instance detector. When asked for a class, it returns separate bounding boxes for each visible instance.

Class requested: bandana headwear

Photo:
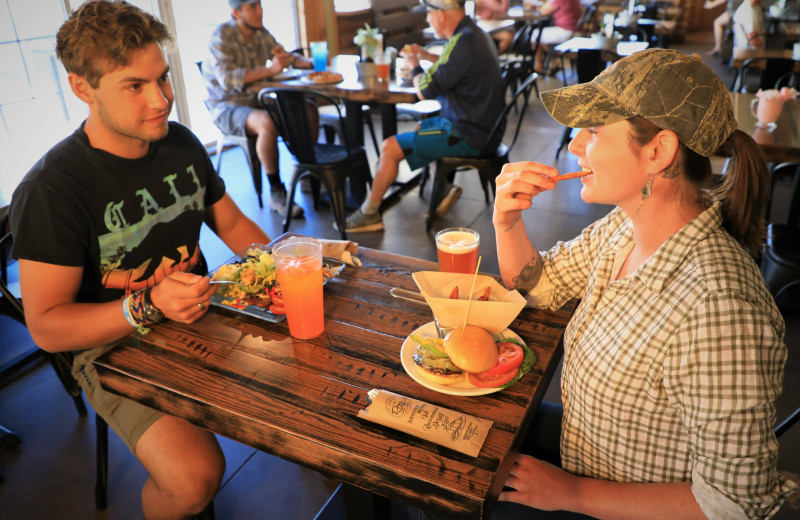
[540,49,737,157]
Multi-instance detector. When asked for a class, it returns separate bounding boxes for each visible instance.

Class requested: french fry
[556,169,591,181]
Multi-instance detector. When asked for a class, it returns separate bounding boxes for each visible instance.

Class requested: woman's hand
[499,454,579,512]
[149,271,217,324]
[493,161,558,229]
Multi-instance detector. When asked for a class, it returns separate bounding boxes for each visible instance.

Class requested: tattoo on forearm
[503,215,521,233]
[512,254,543,293]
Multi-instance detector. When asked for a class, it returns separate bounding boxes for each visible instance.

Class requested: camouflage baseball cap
[413,0,467,12]
[540,49,736,157]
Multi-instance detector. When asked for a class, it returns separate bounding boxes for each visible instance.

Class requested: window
[0,0,299,206]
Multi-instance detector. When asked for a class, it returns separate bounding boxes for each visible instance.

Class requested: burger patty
[413,346,463,376]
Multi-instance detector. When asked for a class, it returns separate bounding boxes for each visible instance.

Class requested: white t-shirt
[732,0,765,49]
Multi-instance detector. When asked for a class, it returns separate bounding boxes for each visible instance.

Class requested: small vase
[356,61,376,80]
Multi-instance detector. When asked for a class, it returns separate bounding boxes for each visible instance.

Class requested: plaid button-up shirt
[201,20,281,122]
[528,203,797,519]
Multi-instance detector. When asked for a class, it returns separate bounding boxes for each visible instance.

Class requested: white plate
[270,69,303,81]
[400,322,526,396]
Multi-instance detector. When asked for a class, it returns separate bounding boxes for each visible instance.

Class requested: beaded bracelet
[121,295,138,329]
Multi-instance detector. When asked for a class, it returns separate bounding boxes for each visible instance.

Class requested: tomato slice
[269,303,286,314]
[481,342,524,376]
[269,286,283,300]
[469,368,517,388]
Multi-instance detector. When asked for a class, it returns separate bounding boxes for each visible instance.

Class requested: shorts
[395,117,481,172]
[534,26,574,46]
[213,105,257,137]
[71,345,163,454]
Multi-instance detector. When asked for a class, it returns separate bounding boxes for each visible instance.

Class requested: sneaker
[335,209,383,232]
[434,184,462,217]
[270,189,304,218]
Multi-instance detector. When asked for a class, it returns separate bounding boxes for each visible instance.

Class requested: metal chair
[259,87,372,239]
[0,209,216,518]
[761,161,800,313]
[195,62,264,207]
[499,19,546,105]
[775,71,800,90]
[554,49,606,159]
[731,57,796,93]
[423,72,539,232]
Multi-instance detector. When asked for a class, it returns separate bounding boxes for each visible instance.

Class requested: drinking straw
[462,256,482,330]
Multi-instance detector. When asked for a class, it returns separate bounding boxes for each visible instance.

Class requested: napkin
[358,389,492,457]
[412,271,526,334]
[319,239,361,266]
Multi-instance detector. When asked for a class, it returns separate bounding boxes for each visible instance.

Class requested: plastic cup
[310,41,328,72]
[273,237,324,339]
[374,54,391,82]
[435,227,480,274]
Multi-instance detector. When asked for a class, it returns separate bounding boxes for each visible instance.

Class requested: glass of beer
[435,227,480,274]
[273,237,324,339]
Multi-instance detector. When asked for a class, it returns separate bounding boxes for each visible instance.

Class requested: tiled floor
[1,32,799,519]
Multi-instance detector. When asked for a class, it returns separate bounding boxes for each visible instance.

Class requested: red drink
[375,62,390,81]
[274,238,324,339]
[435,228,480,274]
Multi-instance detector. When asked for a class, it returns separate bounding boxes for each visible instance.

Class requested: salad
[211,246,281,312]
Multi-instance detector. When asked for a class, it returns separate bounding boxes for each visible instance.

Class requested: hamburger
[442,326,497,373]
[411,326,528,388]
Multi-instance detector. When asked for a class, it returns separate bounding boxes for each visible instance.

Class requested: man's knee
[246,109,277,137]
[164,452,225,514]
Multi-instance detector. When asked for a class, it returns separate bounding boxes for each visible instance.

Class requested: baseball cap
[228,0,258,8]
[413,0,467,13]
[540,49,736,157]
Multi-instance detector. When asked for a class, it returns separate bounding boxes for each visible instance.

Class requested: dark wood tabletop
[253,55,419,143]
[93,237,576,520]
[724,93,800,164]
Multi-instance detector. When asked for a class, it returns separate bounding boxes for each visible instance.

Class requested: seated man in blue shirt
[341,0,506,233]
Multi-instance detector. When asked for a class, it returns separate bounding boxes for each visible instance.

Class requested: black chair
[775,70,800,90]
[731,57,797,93]
[499,19,546,105]
[259,87,372,239]
[0,210,216,518]
[195,62,264,207]
[554,49,606,159]
[423,72,539,232]
[318,102,381,158]
[761,161,800,313]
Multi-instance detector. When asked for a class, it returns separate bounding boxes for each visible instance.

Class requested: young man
[341,0,506,233]
[9,1,270,518]
[202,0,314,218]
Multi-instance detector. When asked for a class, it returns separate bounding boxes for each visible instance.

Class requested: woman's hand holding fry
[493,161,558,228]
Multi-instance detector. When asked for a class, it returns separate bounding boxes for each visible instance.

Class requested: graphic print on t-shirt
[98,163,206,293]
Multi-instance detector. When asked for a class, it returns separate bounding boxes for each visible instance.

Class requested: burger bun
[443,326,498,373]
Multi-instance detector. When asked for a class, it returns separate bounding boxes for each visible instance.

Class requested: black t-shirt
[10,121,226,303]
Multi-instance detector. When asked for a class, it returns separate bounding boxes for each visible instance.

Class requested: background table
[724,93,800,164]
[93,241,576,519]
[255,55,419,146]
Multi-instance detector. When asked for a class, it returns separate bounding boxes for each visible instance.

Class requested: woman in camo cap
[491,49,796,519]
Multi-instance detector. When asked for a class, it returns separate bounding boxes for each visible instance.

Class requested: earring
[641,172,655,199]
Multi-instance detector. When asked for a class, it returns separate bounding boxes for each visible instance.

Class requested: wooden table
[93,239,576,520]
[730,47,797,69]
[724,93,800,164]
[254,55,419,145]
